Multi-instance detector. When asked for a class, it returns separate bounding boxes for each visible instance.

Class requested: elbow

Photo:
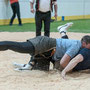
[60,61,66,68]
[75,58,83,64]
[60,61,63,66]
[77,54,84,63]
[74,54,84,64]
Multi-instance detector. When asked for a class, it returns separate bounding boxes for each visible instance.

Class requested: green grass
[0,19,90,33]
[51,19,90,33]
[0,23,36,32]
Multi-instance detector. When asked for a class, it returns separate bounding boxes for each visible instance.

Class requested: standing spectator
[9,0,22,26]
[30,0,57,37]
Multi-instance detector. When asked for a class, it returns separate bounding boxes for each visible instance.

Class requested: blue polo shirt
[53,38,81,61]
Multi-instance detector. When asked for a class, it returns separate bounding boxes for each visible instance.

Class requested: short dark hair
[81,35,90,44]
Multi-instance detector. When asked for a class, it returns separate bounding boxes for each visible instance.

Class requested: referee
[30,0,57,37]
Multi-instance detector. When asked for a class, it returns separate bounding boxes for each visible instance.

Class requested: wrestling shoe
[57,22,73,33]
[14,64,33,71]
[13,62,25,67]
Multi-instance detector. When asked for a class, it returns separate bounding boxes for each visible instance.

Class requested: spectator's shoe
[9,23,12,26]
[18,24,22,26]
[57,22,73,33]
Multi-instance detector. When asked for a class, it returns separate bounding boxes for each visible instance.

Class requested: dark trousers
[35,11,51,37]
[10,2,22,25]
[0,41,34,55]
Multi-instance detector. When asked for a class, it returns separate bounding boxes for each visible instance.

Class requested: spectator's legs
[16,2,22,25]
[9,3,16,25]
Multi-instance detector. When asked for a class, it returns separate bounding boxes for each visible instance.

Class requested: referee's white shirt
[29,0,57,12]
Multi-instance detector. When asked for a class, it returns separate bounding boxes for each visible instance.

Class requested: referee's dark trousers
[35,11,51,37]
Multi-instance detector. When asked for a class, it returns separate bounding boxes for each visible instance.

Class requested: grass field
[0,19,90,33]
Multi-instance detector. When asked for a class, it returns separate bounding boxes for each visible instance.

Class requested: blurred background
[0,0,90,25]
[0,0,90,33]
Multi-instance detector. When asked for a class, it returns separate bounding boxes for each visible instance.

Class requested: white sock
[61,32,66,37]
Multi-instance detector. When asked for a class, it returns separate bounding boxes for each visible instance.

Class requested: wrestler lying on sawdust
[12,23,90,79]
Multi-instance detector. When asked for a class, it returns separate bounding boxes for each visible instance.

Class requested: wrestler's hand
[61,70,66,80]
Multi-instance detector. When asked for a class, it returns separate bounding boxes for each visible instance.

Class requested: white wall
[56,0,90,16]
[0,0,90,20]
[0,0,33,19]
[0,0,10,19]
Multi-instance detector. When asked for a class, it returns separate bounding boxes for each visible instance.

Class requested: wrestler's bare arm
[61,54,83,79]
[60,54,71,68]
